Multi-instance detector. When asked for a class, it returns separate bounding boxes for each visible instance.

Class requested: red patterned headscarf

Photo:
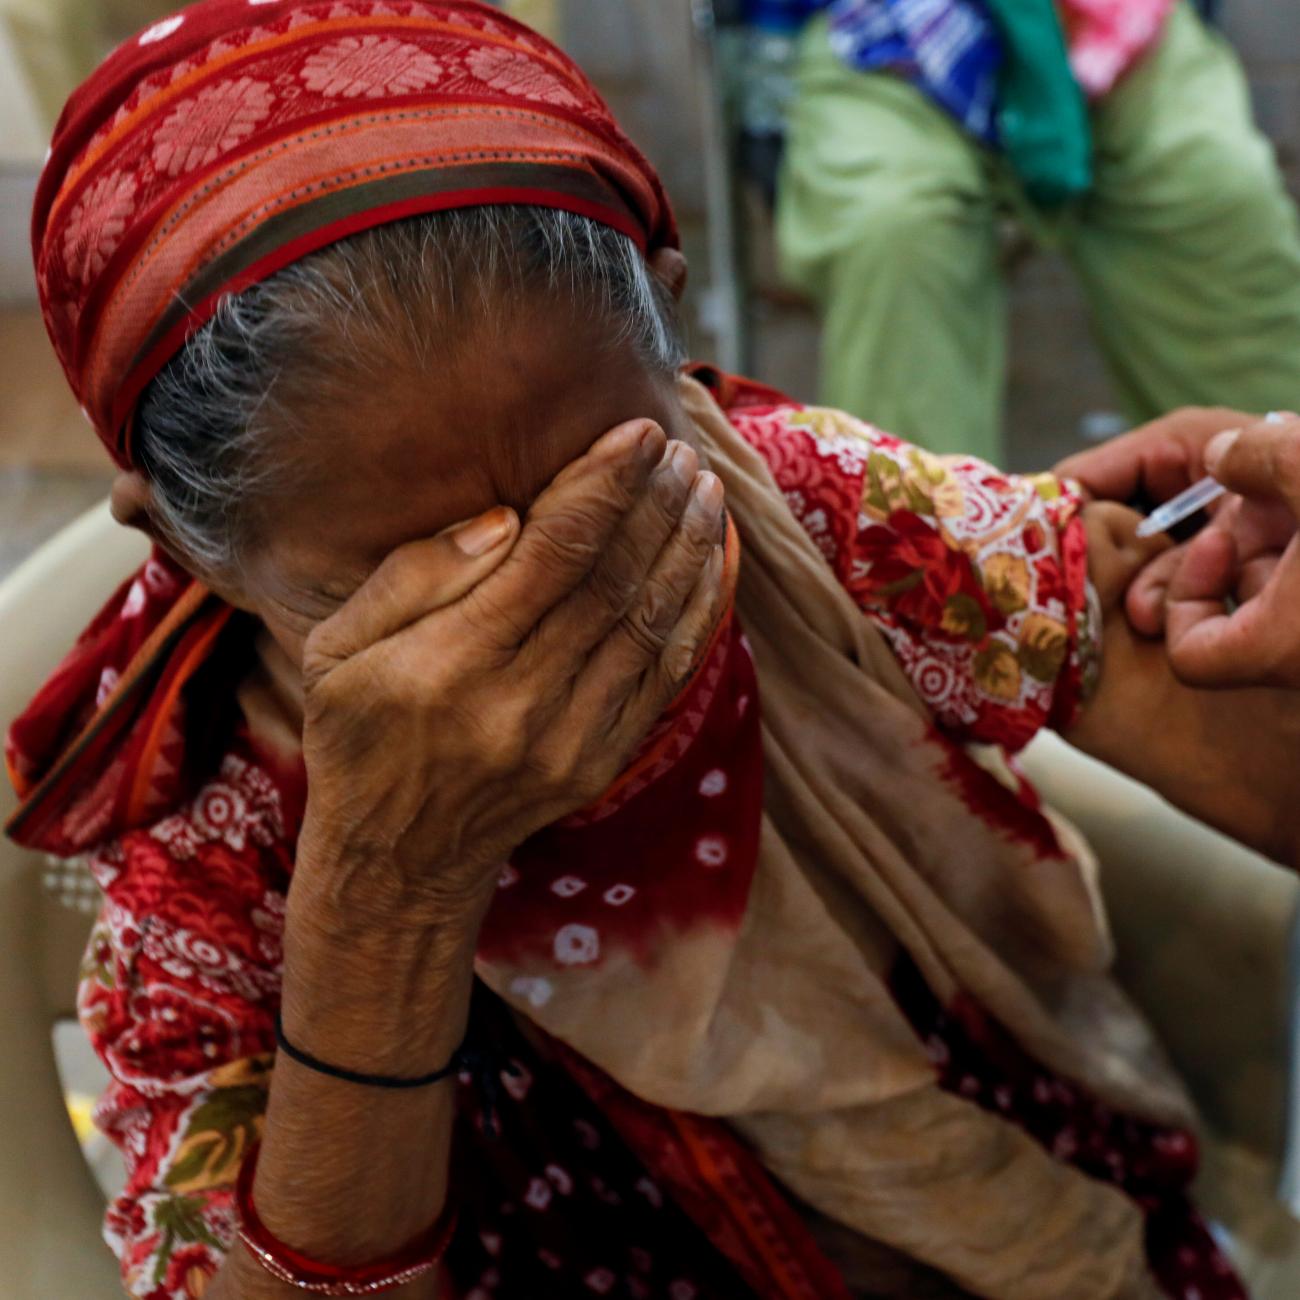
[10,0,678,844]
[34,0,676,469]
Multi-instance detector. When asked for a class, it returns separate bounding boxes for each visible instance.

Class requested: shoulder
[726,400,970,575]
[727,399,926,498]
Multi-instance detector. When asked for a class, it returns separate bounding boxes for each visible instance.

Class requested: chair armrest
[1021,734,1300,1172]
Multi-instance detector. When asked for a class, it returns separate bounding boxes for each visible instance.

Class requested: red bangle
[236,1143,458,1295]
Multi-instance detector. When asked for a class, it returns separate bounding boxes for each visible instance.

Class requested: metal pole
[690,0,749,373]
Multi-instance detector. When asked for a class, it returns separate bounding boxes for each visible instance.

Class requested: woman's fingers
[622,541,728,737]
[597,542,725,759]
[306,418,667,670]
[303,507,520,670]
[531,440,701,662]
[572,474,725,721]
[606,473,724,671]
[461,420,667,649]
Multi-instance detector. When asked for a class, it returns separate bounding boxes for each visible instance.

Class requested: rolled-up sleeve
[733,403,1098,753]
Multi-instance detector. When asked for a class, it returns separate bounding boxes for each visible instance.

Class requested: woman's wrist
[248,845,486,1274]
[286,855,491,962]
[292,811,502,932]
[280,852,489,1076]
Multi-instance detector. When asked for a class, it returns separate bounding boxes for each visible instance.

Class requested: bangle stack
[236,1142,457,1295]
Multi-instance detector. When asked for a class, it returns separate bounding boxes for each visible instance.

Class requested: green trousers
[776,5,1300,462]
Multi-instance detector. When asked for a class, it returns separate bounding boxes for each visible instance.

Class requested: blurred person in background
[777,1,1300,464]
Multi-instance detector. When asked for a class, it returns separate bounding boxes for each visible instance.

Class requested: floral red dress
[26,394,1241,1300]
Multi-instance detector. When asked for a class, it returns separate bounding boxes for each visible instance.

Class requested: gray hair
[134,206,685,573]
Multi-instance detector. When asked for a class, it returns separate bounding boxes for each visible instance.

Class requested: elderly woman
[9,3,1300,1298]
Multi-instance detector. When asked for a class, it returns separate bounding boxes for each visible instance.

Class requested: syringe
[1133,412,1288,539]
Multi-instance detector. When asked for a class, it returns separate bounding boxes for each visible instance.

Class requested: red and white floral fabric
[727,400,1097,752]
[58,391,1237,1299]
[65,394,1082,1296]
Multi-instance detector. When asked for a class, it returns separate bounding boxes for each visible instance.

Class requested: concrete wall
[1221,0,1300,167]
[0,18,46,299]
[560,0,709,217]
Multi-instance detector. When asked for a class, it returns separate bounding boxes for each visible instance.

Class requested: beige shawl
[477,378,1191,1299]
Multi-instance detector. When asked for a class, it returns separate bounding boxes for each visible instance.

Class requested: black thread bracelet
[275,1012,468,1088]
[274,1013,520,1135]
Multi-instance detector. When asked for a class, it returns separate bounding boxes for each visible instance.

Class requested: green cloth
[984,0,1093,205]
[776,4,1300,463]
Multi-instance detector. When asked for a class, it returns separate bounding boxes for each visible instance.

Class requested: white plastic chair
[0,501,147,1296]
[1022,735,1300,1289]
[2,502,1298,1293]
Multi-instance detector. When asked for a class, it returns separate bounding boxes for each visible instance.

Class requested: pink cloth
[1060,0,1178,98]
